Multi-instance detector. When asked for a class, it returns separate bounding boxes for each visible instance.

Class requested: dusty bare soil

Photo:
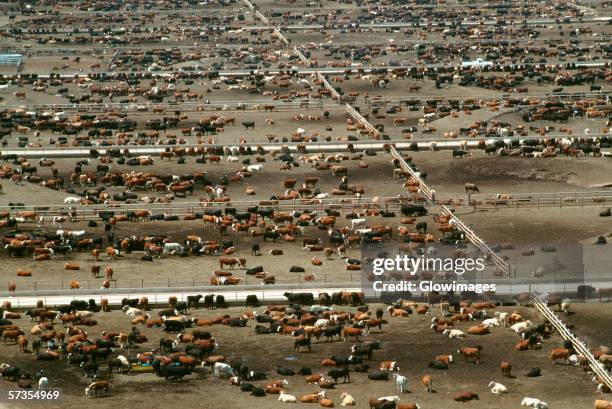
[0,304,608,409]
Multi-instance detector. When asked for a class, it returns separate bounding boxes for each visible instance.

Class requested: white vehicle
[461,58,494,68]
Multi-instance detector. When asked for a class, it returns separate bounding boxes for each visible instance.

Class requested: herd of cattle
[0,294,611,407]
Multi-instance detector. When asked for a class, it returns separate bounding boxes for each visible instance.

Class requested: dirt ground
[0,303,609,409]
[414,150,612,194]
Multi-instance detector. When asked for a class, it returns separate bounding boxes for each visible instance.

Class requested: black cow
[416,222,427,233]
[242,121,255,130]
[401,205,428,217]
[428,361,448,370]
[176,302,188,314]
[255,325,270,334]
[294,337,311,352]
[327,367,350,383]
[163,320,184,333]
[203,294,215,309]
[158,365,192,381]
[246,266,264,275]
[277,367,295,376]
[158,308,177,317]
[322,325,342,342]
[527,367,541,377]
[0,366,20,381]
[284,292,314,305]
[121,298,139,308]
[319,292,331,306]
[246,295,259,307]
[159,338,174,353]
[251,388,265,397]
[187,295,203,309]
[263,231,280,242]
[251,244,261,256]
[80,360,99,378]
[289,266,305,273]
[240,382,255,392]
[368,370,389,380]
[247,370,266,381]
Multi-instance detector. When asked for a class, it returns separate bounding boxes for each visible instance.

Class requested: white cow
[214,362,234,378]
[38,377,49,390]
[351,218,367,230]
[482,318,502,327]
[247,164,263,172]
[278,391,297,403]
[227,155,239,162]
[521,397,548,409]
[123,306,145,317]
[316,193,329,199]
[511,320,532,333]
[340,392,356,406]
[64,196,81,204]
[377,396,400,403]
[75,310,93,318]
[314,319,330,328]
[443,329,465,338]
[560,299,571,314]
[488,381,507,394]
[392,373,408,393]
[494,311,509,327]
[163,243,184,255]
[116,355,130,371]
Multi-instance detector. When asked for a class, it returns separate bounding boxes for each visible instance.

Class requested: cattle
[428,361,448,370]
[340,392,356,406]
[443,329,465,338]
[214,362,234,378]
[342,327,363,341]
[489,382,508,394]
[284,292,314,305]
[379,361,400,371]
[549,348,571,363]
[392,373,408,393]
[85,381,110,398]
[279,391,298,403]
[294,336,311,353]
[463,182,480,193]
[521,397,548,409]
[458,347,481,364]
[453,391,479,402]
[594,400,612,409]
[368,371,389,381]
[499,360,512,377]
[328,367,350,383]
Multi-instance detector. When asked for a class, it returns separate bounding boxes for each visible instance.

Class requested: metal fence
[531,292,612,391]
[8,272,363,292]
[389,145,434,200]
[0,195,422,218]
[437,191,612,210]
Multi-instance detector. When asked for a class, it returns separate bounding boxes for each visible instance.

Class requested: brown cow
[64,262,80,270]
[500,360,512,377]
[457,347,481,364]
[466,325,490,335]
[549,348,571,363]
[421,374,432,393]
[16,268,31,277]
[91,264,100,277]
[342,327,363,341]
[515,339,529,351]
[453,391,479,402]
[218,257,246,269]
[17,335,28,352]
